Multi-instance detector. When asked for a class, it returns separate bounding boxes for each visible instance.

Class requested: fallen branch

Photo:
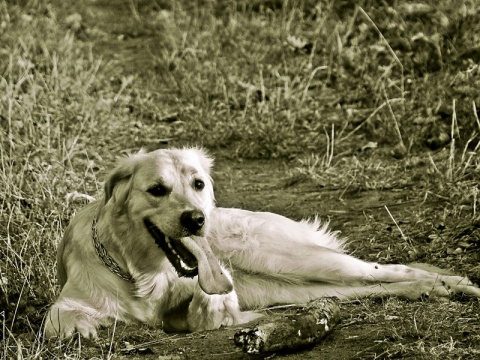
[234,298,341,355]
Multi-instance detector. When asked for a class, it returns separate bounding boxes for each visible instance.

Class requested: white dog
[44,148,480,339]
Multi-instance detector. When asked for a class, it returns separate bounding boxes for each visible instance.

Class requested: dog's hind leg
[233,271,480,309]
[260,246,457,284]
[212,209,448,284]
[218,223,476,288]
[225,239,448,285]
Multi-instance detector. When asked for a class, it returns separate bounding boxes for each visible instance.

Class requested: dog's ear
[104,154,142,204]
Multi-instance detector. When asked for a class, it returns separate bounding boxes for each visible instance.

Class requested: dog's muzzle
[144,218,199,277]
[144,214,233,295]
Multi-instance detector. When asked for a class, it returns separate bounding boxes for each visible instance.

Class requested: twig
[340,99,403,143]
[234,298,340,355]
[384,205,413,249]
[358,6,405,109]
[128,0,141,22]
[323,124,335,168]
[473,101,480,131]
[301,66,328,103]
[447,99,457,182]
[383,87,404,147]
[427,154,443,177]
[108,317,118,358]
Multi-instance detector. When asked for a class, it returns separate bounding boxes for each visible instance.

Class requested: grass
[341,298,480,359]
[1,0,480,358]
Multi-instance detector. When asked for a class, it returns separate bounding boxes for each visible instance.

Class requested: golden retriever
[44,148,480,339]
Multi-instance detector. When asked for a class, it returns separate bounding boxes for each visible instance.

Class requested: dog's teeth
[179,259,194,271]
[166,237,178,255]
[164,235,195,273]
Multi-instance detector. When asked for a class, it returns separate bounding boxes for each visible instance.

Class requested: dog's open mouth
[143,218,233,295]
[144,219,198,277]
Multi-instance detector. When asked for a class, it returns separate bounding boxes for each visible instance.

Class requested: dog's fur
[44,148,480,339]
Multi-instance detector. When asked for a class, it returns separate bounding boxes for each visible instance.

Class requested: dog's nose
[180,210,205,234]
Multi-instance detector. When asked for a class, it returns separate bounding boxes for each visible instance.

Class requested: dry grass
[2,0,480,358]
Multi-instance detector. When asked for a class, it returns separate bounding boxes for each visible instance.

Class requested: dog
[44,148,480,339]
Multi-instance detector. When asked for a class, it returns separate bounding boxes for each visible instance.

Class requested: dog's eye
[194,179,205,191]
[147,184,169,197]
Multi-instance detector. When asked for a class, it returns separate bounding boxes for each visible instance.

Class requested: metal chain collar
[92,217,135,283]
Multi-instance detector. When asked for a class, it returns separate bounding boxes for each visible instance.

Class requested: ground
[1,0,480,358]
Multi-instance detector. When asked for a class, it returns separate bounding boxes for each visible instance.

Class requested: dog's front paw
[44,305,99,339]
[187,287,261,332]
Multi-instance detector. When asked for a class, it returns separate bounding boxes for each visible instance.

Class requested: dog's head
[103,148,232,295]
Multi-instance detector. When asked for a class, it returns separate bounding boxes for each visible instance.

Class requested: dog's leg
[44,301,101,339]
[230,248,480,308]
[44,283,105,339]
[233,269,480,309]
[228,239,476,288]
[270,247,471,285]
[213,209,476,285]
[344,279,479,300]
[186,283,262,332]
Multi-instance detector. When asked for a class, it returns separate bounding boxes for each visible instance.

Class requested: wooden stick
[234,298,341,355]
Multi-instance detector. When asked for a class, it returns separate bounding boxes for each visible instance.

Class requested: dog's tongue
[180,236,233,295]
